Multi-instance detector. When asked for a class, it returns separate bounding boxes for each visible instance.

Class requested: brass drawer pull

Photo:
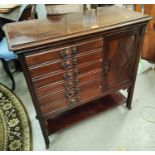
[68,96,80,105]
[60,47,78,59]
[61,60,71,68]
[65,87,80,98]
[65,79,79,89]
[71,47,78,55]
[72,57,78,65]
[61,58,78,69]
[60,48,70,59]
[63,69,79,80]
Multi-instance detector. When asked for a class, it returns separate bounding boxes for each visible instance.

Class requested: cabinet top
[4,6,151,51]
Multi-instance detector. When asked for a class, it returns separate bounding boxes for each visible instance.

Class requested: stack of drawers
[25,38,104,118]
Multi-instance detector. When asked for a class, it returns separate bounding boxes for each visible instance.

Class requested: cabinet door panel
[105,32,138,89]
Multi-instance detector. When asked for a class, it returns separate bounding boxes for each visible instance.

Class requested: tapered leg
[126,83,136,109]
[45,140,50,149]
[126,26,147,110]
[1,59,15,90]
[44,120,50,149]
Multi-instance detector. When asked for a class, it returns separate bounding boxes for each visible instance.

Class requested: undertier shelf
[47,91,126,134]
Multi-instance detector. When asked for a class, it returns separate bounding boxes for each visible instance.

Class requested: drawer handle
[60,49,70,59]
[65,87,80,98]
[61,60,71,68]
[72,57,78,65]
[72,47,78,55]
[68,96,80,105]
[63,69,79,80]
[65,79,79,89]
[61,58,78,69]
[60,47,78,59]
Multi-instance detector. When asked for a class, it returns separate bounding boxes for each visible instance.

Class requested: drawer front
[32,60,102,88]
[28,50,102,78]
[37,78,102,106]
[40,84,103,115]
[25,38,103,66]
[35,69,102,97]
[41,98,68,115]
[24,38,104,116]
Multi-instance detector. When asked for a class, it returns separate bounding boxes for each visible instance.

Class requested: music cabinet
[4,6,151,148]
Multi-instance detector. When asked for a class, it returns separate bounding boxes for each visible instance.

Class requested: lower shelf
[47,91,126,134]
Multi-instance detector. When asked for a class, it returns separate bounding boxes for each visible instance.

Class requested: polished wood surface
[4,6,150,51]
[4,6,151,149]
[32,61,102,88]
[105,30,137,89]
[38,78,101,106]
[28,50,102,78]
[35,70,102,97]
[40,80,102,115]
[25,37,103,66]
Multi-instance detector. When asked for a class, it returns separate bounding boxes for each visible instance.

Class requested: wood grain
[25,37,103,66]
[4,6,151,51]
[35,69,102,97]
[28,49,102,78]
[31,60,102,88]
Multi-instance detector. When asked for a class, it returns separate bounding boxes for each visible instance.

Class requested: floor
[0,61,155,151]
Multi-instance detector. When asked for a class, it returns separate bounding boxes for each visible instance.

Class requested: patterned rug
[0,83,32,151]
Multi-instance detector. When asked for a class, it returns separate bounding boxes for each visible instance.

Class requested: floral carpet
[0,83,32,151]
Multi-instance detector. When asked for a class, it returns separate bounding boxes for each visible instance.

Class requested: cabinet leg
[45,138,50,149]
[42,126,50,149]
[36,115,38,119]
[44,120,50,149]
[126,85,135,109]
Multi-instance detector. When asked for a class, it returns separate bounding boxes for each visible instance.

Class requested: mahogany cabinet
[4,6,151,148]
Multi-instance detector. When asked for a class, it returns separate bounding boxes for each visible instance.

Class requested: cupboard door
[104,30,139,89]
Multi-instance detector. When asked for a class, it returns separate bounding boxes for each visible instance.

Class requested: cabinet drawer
[41,98,68,115]
[35,69,102,97]
[32,60,102,88]
[28,50,102,78]
[40,84,103,115]
[38,78,102,106]
[25,38,103,66]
